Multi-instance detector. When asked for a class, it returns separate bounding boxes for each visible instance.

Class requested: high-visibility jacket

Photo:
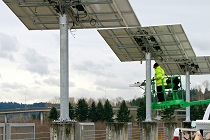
[154,66,167,86]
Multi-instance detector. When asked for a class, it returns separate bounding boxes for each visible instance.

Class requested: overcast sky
[0,0,210,104]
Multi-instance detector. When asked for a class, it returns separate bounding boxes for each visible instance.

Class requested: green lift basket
[150,74,210,110]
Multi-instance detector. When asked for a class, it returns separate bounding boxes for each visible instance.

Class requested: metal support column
[145,52,152,122]
[59,13,70,121]
[185,71,191,122]
[4,114,7,123]
[40,112,43,125]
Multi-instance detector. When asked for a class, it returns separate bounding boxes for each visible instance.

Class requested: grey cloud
[69,81,75,87]
[0,82,26,89]
[71,88,91,98]
[72,60,114,77]
[0,33,19,61]
[43,77,75,87]
[192,37,210,54]
[43,77,59,87]
[96,86,104,91]
[34,80,42,85]
[94,79,128,90]
[22,48,49,75]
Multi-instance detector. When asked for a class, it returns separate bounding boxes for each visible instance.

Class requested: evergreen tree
[197,105,205,119]
[130,95,145,106]
[191,105,206,121]
[136,97,146,121]
[191,105,199,121]
[96,101,105,121]
[89,101,98,122]
[160,108,175,121]
[48,107,58,121]
[116,100,131,122]
[104,99,114,122]
[190,88,198,101]
[69,102,74,120]
[75,98,89,121]
[31,114,36,120]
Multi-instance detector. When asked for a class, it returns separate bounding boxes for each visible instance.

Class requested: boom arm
[180,99,210,108]
[152,99,210,110]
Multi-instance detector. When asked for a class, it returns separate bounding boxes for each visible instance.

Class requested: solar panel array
[98,24,210,75]
[3,0,140,30]
[98,24,195,61]
[3,0,210,75]
[156,56,210,75]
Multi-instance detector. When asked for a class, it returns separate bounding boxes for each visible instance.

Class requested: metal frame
[98,24,195,62]
[6,123,35,140]
[98,24,210,121]
[3,0,141,30]
[3,0,140,121]
[0,124,5,140]
[98,24,195,121]
[157,56,210,75]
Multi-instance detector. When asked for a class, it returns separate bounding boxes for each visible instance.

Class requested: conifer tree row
[49,86,210,123]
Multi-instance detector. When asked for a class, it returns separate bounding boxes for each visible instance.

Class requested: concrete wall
[140,122,158,140]
[107,122,128,140]
[52,122,75,140]
[51,121,176,140]
[164,122,178,140]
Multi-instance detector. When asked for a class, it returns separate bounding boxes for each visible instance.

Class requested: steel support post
[185,71,191,122]
[40,112,43,125]
[59,13,70,121]
[145,52,152,122]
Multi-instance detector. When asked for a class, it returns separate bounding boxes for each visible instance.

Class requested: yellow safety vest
[154,66,167,86]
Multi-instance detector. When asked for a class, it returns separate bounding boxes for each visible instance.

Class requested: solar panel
[156,56,210,75]
[3,0,141,30]
[98,24,196,62]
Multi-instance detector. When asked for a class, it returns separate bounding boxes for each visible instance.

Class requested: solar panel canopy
[156,56,210,75]
[98,24,196,62]
[3,0,141,30]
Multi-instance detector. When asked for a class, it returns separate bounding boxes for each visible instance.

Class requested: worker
[153,63,167,102]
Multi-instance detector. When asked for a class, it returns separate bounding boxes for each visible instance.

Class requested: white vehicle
[173,127,198,140]
[172,104,210,140]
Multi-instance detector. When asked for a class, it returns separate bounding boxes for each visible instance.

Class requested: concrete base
[106,122,128,140]
[164,122,178,140]
[140,122,158,140]
[51,121,75,140]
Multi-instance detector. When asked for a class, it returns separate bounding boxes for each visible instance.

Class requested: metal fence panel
[6,123,35,140]
[0,124,5,140]
[75,122,95,140]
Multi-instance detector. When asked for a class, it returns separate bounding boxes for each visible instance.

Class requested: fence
[75,122,95,140]
[0,123,51,140]
[78,122,161,140]
[82,129,106,140]
[131,123,141,140]
[0,122,181,140]
[0,123,5,140]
